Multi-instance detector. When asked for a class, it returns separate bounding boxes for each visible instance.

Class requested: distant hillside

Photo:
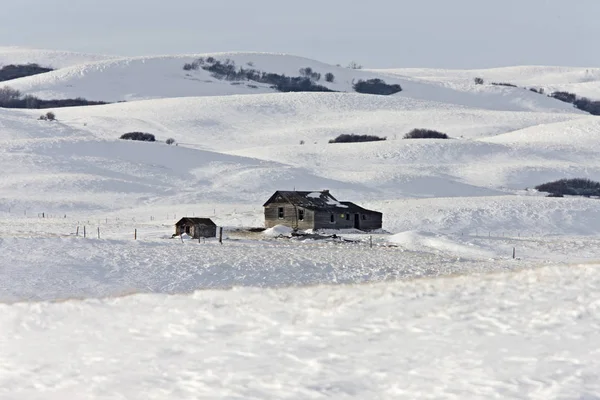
[2,52,580,113]
[376,65,600,102]
[0,47,599,236]
[0,46,116,69]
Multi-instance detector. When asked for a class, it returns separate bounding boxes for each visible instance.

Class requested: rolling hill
[0,47,599,236]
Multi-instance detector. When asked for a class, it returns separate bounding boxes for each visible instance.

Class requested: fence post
[219,227,223,244]
[83,226,86,238]
[76,226,79,236]
[134,229,137,240]
[370,235,372,248]
[97,227,100,239]
[512,247,516,259]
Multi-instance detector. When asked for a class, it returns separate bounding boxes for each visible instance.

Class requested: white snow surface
[2,264,600,399]
[262,225,294,237]
[2,48,600,398]
[0,46,116,69]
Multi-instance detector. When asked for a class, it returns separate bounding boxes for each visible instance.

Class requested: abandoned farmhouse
[263,190,382,231]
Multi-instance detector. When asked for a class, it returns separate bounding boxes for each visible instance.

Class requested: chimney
[322,189,329,196]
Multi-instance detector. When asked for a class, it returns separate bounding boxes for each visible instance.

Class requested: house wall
[192,225,217,238]
[314,210,354,230]
[264,204,315,230]
[357,212,383,231]
[313,211,382,231]
[264,203,383,231]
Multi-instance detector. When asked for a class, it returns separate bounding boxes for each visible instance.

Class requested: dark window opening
[278,207,284,219]
[345,213,350,220]
[185,226,191,234]
[330,213,335,223]
[298,209,304,221]
[362,214,367,220]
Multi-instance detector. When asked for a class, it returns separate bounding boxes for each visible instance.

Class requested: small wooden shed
[175,217,217,239]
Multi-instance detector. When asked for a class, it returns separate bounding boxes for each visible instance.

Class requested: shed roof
[263,191,381,215]
[175,217,216,226]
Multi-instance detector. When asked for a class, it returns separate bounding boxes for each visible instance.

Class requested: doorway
[354,213,360,229]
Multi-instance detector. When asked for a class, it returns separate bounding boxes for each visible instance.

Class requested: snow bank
[389,230,496,259]
[263,225,294,237]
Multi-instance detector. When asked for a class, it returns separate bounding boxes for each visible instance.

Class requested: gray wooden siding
[265,203,382,231]
[265,204,315,229]
[176,224,216,238]
[313,211,382,230]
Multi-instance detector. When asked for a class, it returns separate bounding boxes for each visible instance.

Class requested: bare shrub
[403,129,449,139]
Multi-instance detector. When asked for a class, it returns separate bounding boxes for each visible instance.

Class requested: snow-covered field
[2,47,600,398]
[3,264,600,399]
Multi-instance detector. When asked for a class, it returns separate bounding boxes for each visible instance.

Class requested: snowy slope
[377,65,600,100]
[0,48,598,261]
[0,86,597,234]
[3,52,581,113]
[0,46,116,69]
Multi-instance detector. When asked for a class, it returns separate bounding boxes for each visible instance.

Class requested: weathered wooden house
[263,190,382,231]
[175,217,217,239]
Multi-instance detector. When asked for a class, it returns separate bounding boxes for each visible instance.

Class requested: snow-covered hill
[2,51,581,114]
[377,65,600,101]
[0,47,598,274]
[0,46,116,69]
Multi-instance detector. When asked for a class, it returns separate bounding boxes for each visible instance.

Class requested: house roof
[175,217,216,226]
[263,191,382,215]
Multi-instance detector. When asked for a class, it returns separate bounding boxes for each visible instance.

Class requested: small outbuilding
[175,217,217,239]
[263,190,382,231]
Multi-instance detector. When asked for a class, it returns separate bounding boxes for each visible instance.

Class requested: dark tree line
[0,86,108,109]
[0,63,53,82]
[535,178,600,197]
[329,134,386,143]
[550,91,600,115]
[120,132,156,142]
[185,58,336,93]
[353,79,402,95]
[403,129,449,139]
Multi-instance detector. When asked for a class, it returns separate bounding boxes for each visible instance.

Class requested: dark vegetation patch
[550,91,577,104]
[120,132,156,142]
[38,111,56,121]
[491,82,517,87]
[0,86,108,109]
[183,58,334,93]
[329,134,386,143]
[403,129,449,139]
[0,63,53,82]
[184,58,399,95]
[472,76,600,115]
[535,178,600,197]
[353,79,402,95]
[550,91,600,115]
